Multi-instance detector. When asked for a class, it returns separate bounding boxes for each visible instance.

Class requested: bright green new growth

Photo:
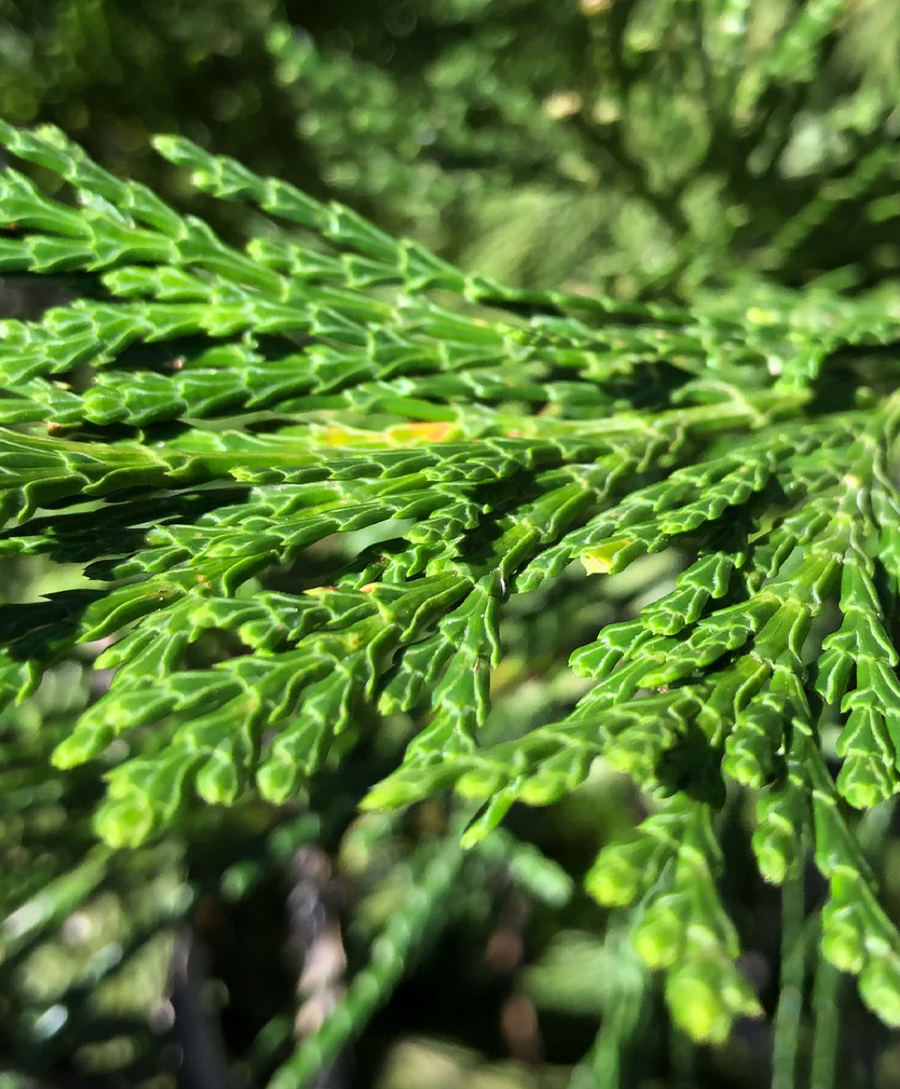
[3,101,900,1068]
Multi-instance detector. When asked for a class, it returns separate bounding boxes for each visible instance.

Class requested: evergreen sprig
[4,113,900,1079]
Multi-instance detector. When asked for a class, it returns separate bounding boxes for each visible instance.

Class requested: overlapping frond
[3,110,900,1076]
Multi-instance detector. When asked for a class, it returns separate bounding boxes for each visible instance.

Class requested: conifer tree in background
[4,2,900,1087]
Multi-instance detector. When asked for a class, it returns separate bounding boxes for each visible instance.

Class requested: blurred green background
[3,0,900,299]
[4,2,900,1087]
